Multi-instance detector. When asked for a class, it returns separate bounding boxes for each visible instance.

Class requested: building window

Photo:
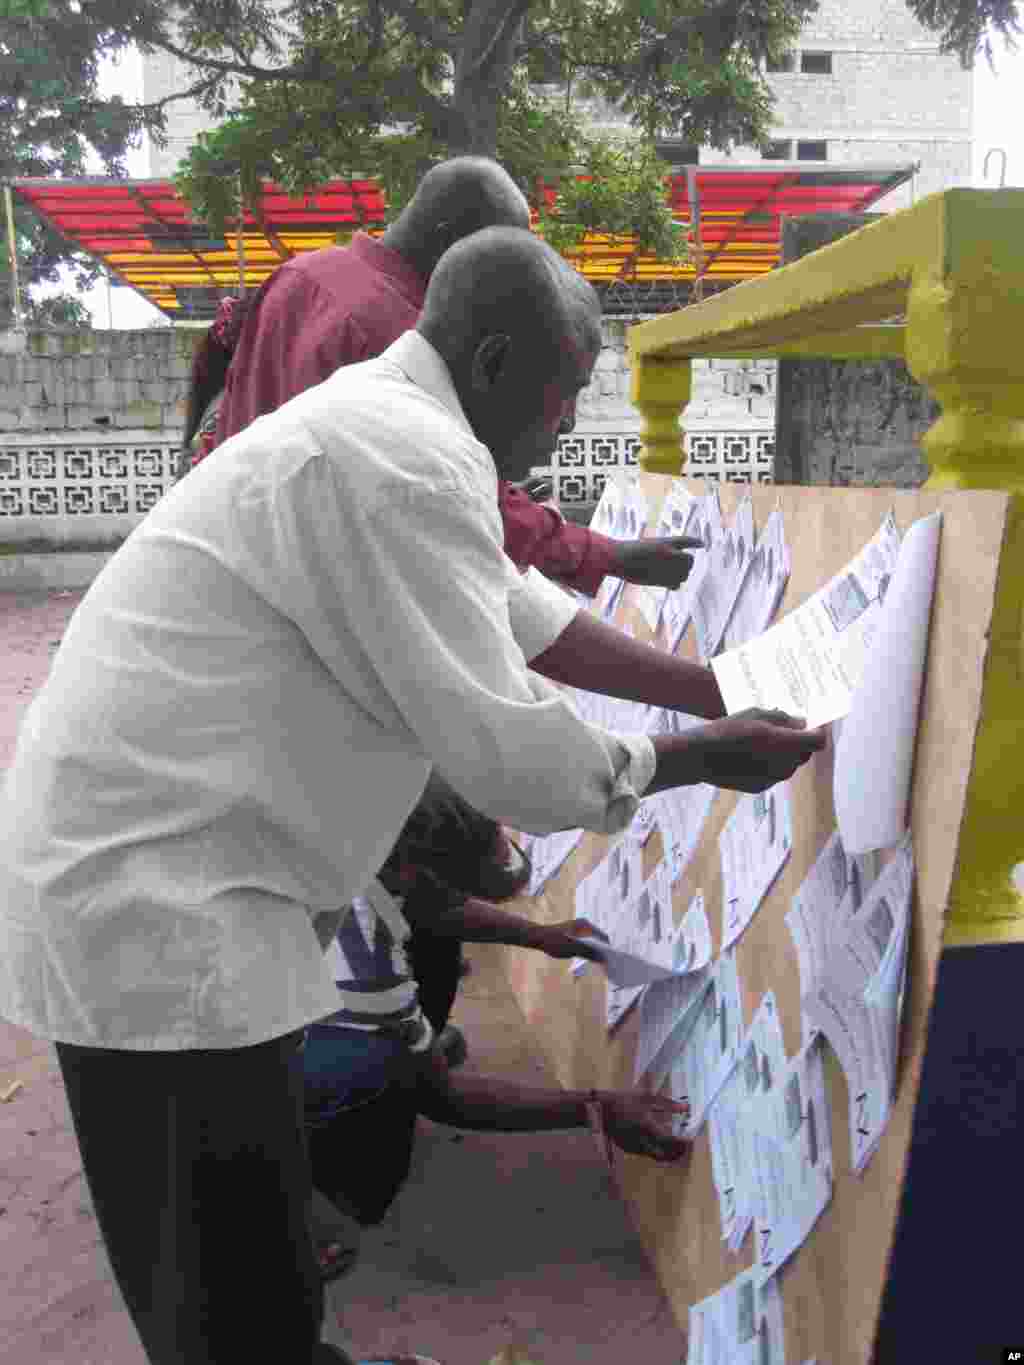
[797,140,828,161]
[766,51,796,73]
[763,140,793,161]
[800,51,833,74]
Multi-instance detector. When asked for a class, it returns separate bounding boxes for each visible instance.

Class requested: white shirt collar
[383,329,480,444]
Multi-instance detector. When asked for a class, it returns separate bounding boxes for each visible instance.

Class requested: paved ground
[0,589,687,1365]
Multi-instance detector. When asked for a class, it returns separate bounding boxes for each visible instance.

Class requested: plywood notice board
[505,475,1011,1365]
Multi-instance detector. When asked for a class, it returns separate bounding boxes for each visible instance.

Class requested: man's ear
[470,334,511,393]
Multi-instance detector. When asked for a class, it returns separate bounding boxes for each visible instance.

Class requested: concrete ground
[0,589,687,1365]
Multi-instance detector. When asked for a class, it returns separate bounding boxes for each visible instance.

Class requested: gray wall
[774,214,938,488]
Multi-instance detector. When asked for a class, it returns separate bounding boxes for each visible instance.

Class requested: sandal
[318,1239,359,1283]
[310,1187,361,1284]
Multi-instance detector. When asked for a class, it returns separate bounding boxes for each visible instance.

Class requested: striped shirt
[321,881,433,1053]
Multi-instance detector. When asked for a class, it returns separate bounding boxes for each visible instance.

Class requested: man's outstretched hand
[600,1092,692,1162]
[686,708,827,793]
[536,918,610,962]
[613,536,705,590]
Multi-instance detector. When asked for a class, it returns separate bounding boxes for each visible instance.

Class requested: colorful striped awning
[13,163,915,321]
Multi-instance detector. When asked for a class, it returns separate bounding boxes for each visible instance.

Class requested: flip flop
[318,1239,359,1283]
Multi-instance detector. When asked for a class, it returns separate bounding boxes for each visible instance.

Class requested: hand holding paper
[665,709,826,794]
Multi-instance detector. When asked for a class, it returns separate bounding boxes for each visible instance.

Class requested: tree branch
[382,0,459,57]
[141,31,313,82]
[141,74,223,116]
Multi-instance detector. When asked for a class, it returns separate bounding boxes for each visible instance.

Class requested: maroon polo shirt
[214,232,620,595]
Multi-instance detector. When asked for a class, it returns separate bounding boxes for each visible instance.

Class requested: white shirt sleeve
[504,561,579,662]
[274,457,654,837]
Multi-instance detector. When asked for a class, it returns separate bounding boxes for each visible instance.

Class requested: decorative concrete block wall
[0,328,198,547]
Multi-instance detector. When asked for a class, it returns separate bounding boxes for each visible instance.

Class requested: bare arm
[530,606,726,719]
[401,893,608,962]
[411,1048,689,1162]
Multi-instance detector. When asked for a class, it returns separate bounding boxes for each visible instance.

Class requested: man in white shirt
[0,227,824,1365]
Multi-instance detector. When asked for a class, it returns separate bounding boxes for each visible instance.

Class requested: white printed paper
[720,782,793,951]
[570,840,642,976]
[661,488,722,654]
[637,480,698,629]
[651,781,719,888]
[519,826,586,897]
[834,512,942,853]
[723,504,792,652]
[590,476,649,620]
[687,1266,786,1365]
[668,948,744,1137]
[786,830,879,1041]
[708,991,788,1253]
[634,894,713,1086]
[577,861,677,988]
[802,834,914,1173]
[692,494,755,664]
[712,511,902,728]
[750,1037,833,1287]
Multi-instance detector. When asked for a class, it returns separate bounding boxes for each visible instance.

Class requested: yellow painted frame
[628,188,1024,947]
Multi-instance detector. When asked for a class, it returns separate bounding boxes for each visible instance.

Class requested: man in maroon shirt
[216,158,696,596]
[211,157,710,1062]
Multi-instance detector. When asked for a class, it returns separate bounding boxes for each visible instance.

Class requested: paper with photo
[750,1036,833,1287]
[686,1265,786,1365]
[651,779,719,888]
[661,487,722,654]
[786,830,880,1041]
[519,826,585,897]
[577,861,676,988]
[593,861,676,1029]
[833,512,942,854]
[590,476,650,620]
[709,991,788,1254]
[720,782,793,951]
[634,893,713,1085]
[637,480,698,630]
[570,837,644,980]
[711,510,902,728]
[692,494,755,664]
[723,504,792,652]
[668,948,744,1137]
[802,834,914,1173]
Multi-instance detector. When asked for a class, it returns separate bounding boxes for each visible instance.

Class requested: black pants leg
[55,1031,354,1365]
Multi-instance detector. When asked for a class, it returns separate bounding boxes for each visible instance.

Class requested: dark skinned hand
[612,536,705,589]
[688,708,827,793]
[537,918,610,961]
[600,1093,692,1162]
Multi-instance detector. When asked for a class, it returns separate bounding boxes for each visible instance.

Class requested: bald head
[383,157,531,279]
[418,227,602,478]
[421,226,600,363]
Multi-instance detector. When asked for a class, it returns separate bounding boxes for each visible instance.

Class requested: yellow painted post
[903,190,1024,945]
[628,349,692,476]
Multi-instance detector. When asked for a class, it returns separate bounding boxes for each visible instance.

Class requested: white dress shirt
[0,331,656,1051]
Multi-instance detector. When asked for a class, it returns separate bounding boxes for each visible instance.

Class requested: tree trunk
[451,0,532,156]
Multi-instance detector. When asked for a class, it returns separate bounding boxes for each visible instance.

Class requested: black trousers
[55,1030,354,1365]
